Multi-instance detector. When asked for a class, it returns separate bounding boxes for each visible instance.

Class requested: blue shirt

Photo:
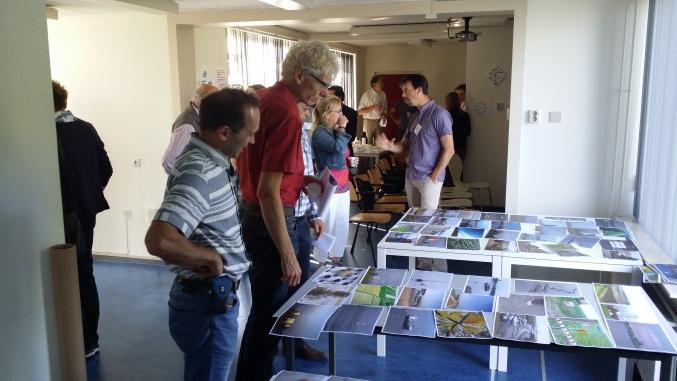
[404,100,453,181]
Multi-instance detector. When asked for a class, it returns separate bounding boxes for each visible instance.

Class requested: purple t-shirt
[404,100,453,181]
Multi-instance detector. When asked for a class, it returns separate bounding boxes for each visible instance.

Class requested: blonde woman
[311,95,352,262]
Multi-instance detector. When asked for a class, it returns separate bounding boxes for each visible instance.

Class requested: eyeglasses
[306,71,330,89]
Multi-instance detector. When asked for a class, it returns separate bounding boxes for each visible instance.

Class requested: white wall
[48,12,175,257]
[361,42,467,109]
[0,1,63,379]
[465,26,513,207]
[511,0,628,216]
[177,25,197,106]
[193,26,227,88]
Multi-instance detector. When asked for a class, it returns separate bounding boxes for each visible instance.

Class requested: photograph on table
[517,241,549,254]
[415,235,447,249]
[493,312,550,343]
[545,296,596,319]
[485,229,520,241]
[518,233,562,243]
[360,267,407,287]
[299,283,354,306]
[433,209,460,217]
[382,307,437,338]
[390,223,426,233]
[509,214,539,224]
[538,219,565,227]
[401,214,433,224]
[640,265,660,283]
[601,249,641,261]
[481,212,509,222]
[566,227,601,238]
[536,225,568,237]
[406,269,453,290]
[600,303,658,324]
[497,294,546,316]
[446,289,495,312]
[490,221,522,231]
[548,318,614,348]
[323,304,384,335]
[599,227,631,239]
[420,225,454,237]
[599,238,638,251]
[512,279,580,297]
[540,243,588,257]
[452,227,486,239]
[544,216,588,222]
[484,239,517,252]
[429,216,462,227]
[447,238,482,251]
[435,310,492,339]
[459,219,492,229]
[350,284,397,306]
[564,220,598,229]
[464,276,510,297]
[384,232,420,244]
[457,210,481,220]
[595,218,629,230]
[271,370,329,381]
[652,263,677,283]
[396,287,446,309]
[270,303,339,340]
[316,266,367,287]
[558,235,600,249]
[407,208,436,216]
[594,283,630,305]
[607,320,677,353]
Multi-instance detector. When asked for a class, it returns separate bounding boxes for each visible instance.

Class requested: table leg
[494,256,509,372]
[377,246,387,357]
[328,333,336,376]
[617,358,634,381]
[285,337,295,370]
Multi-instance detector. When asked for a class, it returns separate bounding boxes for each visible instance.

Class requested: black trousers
[235,213,311,381]
[63,210,100,351]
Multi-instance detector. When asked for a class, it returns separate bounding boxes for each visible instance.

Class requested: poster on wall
[197,69,214,85]
[215,68,226,87]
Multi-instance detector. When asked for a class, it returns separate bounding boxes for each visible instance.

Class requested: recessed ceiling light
[371,17,390,21]
[258,0,305,11]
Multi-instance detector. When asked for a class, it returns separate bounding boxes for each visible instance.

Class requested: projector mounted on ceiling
[448,17,480,42]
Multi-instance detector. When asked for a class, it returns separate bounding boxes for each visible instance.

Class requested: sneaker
[85,345,100,359]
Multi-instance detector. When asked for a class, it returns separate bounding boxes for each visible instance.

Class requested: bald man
[162,84,218,174]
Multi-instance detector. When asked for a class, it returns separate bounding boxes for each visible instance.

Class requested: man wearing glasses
[236,41,338,381]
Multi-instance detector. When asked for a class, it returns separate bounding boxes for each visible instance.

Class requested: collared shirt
[55,110,76,123]
[238,81,305,206]
[358,88,387,120]
[294,121,319,218]
[154,134,249,281]
[162,104,200,174]
[404,100,453,182]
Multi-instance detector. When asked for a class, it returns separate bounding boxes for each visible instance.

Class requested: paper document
[312,232,336,255]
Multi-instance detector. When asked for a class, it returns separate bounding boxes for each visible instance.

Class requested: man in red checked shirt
[235,41,339,381]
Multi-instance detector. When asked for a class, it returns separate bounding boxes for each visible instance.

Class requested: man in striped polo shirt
[145,88,260,381]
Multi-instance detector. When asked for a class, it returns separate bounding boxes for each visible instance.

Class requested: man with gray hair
[161,84,218,174]
[236,40,338,381]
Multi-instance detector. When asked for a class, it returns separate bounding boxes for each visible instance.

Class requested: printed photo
[429,217,462,227]
[565,220,598,229]
[600,227,631,239]
[548,318,614,348]
[558,235,600,249]
[484,239,517,252]
[434,209,460,217]
[401,215,433,224]
[536,225,568,237]
[653,263,677,283]
[382,307,437,338]
[600,303,657,324]
[544,216,588,222]
[493,313,549,343]
[459,219,492,229]
[272,370,328,381]
[445,289,495,312]
[513,279,580,297]
[350,284,397,306]
[360,267,407,287]
[594,283,630,305]
[316,266,366,287]
[608,320,676,353]
[384,232,419,244]
[299,284,353,306]
[271,303,339,340]
[447,238,481,251]
[457,210,481,220]
[497,294,546,316]
[452,227,486,239]
[518,233,562,243]
[566,227,601,238]
[464,276,510,297]
[640,265,659,283]
[599,238,639,252]
[602,250,641,261]
[406,270,453,290]
[415,235,447,249]
[481,212,509,222]
[485,229,520,241]
[407,208,436,216]
[420,225,454,237]
[323,304,383,335]
[545,296,596,319]
[509,214,539,224]
[491,221,522,231]
[517,241,549,254]
[435,310,492,339]
[540,243,588,257]
[396,287,446,309]
[595,218,628,230]
[390,223,426,234]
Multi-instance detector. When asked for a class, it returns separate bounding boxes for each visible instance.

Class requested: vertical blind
[225,28,356,107]
[636,0,677,262]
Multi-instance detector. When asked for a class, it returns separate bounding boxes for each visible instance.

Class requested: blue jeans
[168,277,240,381]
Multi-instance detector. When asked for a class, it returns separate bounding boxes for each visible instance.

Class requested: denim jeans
[235,213,310,381]
[168,277,240,381]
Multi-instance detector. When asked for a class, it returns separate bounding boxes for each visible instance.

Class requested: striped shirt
[154,134,250,280]
[294,121,318,218]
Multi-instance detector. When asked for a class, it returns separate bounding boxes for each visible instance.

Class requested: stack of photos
[272,371,369,381]
[651,263,677,283]
[386,209,641,263]
[594,283,677,353]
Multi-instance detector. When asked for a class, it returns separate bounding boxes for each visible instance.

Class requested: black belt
[177,276,240,294]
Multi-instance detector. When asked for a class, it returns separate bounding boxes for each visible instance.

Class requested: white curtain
[636,0,677,262]
[331,50,356,108]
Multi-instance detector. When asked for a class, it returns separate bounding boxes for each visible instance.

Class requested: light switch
[549,111,562,123]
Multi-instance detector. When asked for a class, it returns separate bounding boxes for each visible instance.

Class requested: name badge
[413,123,422,135]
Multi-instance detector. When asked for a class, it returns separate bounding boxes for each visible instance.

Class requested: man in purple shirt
[375,74,455,270]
